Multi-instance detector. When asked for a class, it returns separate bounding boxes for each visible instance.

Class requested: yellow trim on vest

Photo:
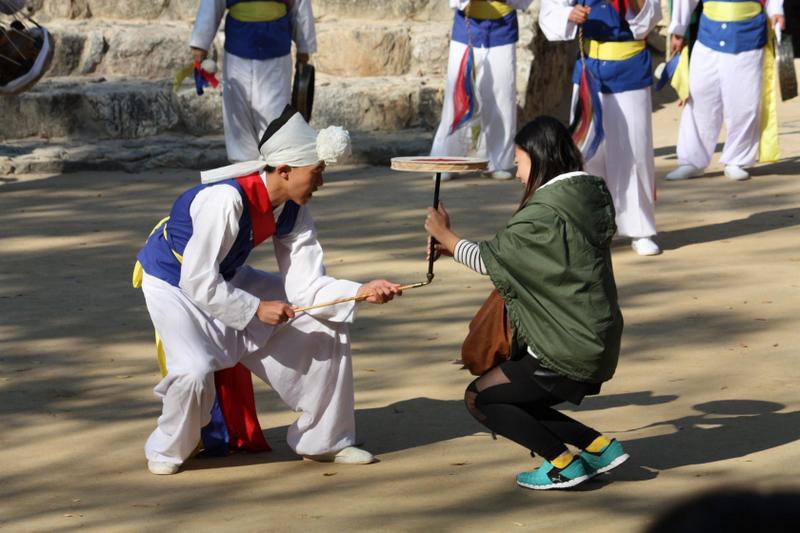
[703,1,762,22]
[585,40,646,61]
[466,1,514,20]
[162,223,184,264]
[132,216,171,289]
[228,1,287,22]
[131,216,183,289]
[758,26,779,162]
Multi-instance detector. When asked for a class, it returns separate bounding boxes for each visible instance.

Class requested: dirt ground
[1,86,799,532]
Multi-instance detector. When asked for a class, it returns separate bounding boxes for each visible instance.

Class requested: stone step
[0,129,434,175]
[25,0,452,23]
[0,75,446,141]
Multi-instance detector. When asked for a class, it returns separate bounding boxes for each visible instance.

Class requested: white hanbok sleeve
[274,207,362,323]
[765,0,784,18]
[179,185,261,331]
[190,0,226,52]
[539,0,579,42]
[668,0,700,37]
[626,0,662,40]
[291,0,317,54]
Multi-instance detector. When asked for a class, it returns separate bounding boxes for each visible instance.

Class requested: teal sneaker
[516,458,590,490]
[579,439,629,477]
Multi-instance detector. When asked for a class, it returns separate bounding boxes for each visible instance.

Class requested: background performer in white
[431,0,534,181]
[540,0,663,256]
[666,0,785,182]
[190,0,316,162]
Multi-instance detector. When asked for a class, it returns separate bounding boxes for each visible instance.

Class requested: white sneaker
[304,446,376,465]
[724,165,750,181]
[665,165,703,181]
[433,172,453,182]
[631,237,661,256]
[147,460,180,475]
[487,170,513,180]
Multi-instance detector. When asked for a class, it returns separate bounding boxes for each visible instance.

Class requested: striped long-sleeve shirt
[454,239,488,275]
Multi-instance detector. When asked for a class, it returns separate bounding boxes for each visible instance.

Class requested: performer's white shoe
[665,165,703,181]
[724,165,750,181]
[148,460,180,475]
[434,172,454,181]
[631,237,661,256]
[304,446,376,465]
[487,170,514,180]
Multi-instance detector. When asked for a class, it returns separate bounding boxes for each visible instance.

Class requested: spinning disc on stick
[390,156,488,173]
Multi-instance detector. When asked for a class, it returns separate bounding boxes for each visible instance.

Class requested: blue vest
[224,0,292,60]
[697,0,767,54]
[451,10,519,47]
[137,180,300,288]
[572,0,653,94]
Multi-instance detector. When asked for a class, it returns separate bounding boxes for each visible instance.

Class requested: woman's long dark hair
[514,116,584,210]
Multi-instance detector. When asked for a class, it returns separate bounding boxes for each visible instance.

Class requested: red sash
[213,172,277,454]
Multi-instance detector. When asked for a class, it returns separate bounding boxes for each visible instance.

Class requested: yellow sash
[132,216,182,377]
[228,1,287,22]
[671,49,691,101]
[703,1,762,22]
[466,1,514,20]
[585,40,646,61]
[759,26,779,162]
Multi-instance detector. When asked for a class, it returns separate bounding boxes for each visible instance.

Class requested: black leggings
[465,357,601,461]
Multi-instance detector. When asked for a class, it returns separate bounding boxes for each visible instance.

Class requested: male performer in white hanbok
[540,0,662,256]
[431,0,533,181]
[136,106,402,475]
[666,0,785,182]
[190,0,316,162]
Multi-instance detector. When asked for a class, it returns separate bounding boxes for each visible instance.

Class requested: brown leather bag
[461,289,512,376]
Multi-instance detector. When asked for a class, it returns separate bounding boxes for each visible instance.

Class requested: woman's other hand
[425,202,459,257]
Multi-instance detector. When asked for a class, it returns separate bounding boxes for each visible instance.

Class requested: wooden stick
[294,281,430,314]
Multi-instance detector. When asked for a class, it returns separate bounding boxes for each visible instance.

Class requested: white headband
[200,114,351,184]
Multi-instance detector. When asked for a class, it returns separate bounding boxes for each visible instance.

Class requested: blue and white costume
[668,0,784,175]
[540,0,661,246]
[431,0,534,175]
[191,0,316,162]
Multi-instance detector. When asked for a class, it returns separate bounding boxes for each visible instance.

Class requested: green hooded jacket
[479,172,623,383]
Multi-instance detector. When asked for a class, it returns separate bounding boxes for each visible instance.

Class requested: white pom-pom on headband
[316,126,351,164]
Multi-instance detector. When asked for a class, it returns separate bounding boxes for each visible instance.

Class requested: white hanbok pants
[141,267,356,465]
[676,41,763,169]
[223,52,293,162]
[572,86,657,238]
[431,41,517,172]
